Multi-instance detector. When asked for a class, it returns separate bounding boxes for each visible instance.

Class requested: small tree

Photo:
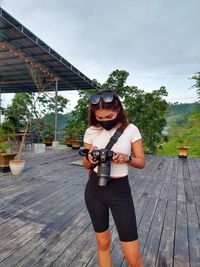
[72,70,168,153]
[124,86,168,153]
[3,93,34,131]
[192,71,200,101]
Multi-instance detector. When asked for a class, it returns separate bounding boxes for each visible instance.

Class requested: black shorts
[84,171,138,242]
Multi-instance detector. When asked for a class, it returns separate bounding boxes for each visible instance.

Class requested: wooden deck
[0,148,200,267]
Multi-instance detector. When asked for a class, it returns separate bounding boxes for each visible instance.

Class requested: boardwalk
[0,148,200,267]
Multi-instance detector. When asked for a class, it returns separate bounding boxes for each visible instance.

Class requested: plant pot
[9,159,25,175]
[71,140,81,150]
[44,137,53,146]
[65,137,73,147]
[67,143,72,147]
[177,146,189,158]
[0,153,17,172]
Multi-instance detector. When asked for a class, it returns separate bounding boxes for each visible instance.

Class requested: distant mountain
[157,102,200,157]
[43,113,73,130]
[166,102,198,126]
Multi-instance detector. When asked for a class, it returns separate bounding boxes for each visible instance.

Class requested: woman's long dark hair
[88,89,129,129]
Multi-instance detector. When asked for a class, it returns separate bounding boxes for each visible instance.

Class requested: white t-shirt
[83,123,142,177]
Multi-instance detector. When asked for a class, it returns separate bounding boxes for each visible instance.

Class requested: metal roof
[0,7,99,93]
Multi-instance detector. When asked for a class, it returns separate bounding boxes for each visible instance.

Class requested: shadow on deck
[0,148,200,267]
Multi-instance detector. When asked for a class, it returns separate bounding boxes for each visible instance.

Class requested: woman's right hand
[87,146,99,164]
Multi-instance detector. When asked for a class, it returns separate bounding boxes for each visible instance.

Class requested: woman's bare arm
[129,139,145,169]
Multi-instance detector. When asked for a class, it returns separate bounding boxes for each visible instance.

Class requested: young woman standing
[82,89,145,267]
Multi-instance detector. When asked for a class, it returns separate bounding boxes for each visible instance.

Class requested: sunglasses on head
[90,92,116,105]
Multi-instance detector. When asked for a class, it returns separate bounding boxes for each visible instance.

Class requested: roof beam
[0,41,59,80]
[0,79,33,85]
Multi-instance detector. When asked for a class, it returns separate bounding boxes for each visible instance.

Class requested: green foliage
[40,94,69,114]
[66,119,85,140]
[102,70,130,97]
[157,104,200,157]
[167,102,198,117]
[102,70,168,153]
[3,93,34,130]
[0,122,15,153]
[42,126,54,137]
[72,70,168,153]
[191,71,200,100]
[72,89,98,127]
[124,86,168,153]
[3,92,70,138]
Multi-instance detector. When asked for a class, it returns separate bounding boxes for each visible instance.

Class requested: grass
[157,137,200,158]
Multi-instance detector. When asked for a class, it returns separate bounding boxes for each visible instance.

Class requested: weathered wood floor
[0,148,200,267]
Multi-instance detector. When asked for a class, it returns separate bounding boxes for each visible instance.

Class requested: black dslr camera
[79,148,115,186]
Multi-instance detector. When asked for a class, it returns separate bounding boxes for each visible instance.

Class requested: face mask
[97,116,118,130]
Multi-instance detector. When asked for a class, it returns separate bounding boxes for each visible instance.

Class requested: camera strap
[89,126,125,173]
[105,126,125,150]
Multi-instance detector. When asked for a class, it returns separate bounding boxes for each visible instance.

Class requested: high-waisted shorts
[84,171,138,242]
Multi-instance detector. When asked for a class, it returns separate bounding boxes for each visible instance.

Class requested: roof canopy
[0,7,98,93]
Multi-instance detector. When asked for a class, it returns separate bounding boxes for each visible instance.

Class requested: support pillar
[54,79,58,142]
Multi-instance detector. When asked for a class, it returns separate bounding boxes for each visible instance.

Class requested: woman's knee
[124,254,143,267]
[97,239,111,251]
[96,230,111,251]
[121,240,143,267]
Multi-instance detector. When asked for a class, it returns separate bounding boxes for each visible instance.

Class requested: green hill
[157,103,200,158]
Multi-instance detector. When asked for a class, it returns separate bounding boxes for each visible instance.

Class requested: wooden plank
[188,158,200,182]
[174,201,190,267]
[0,184,82,240]
[0,181,77,225]
[177,157,184,182]
[142,198,167,267]
[153,157,171,198]
[0,200,86,266]
[0,193,84,256]
[182,159,195,203]
[177,182,186,202]
[31,210,91,267]
[191,182,200,203]
[168,157,178,201]
[135,195,151,225]
[137,196,158,251]
[139,158,165,197]
[18,209,89,267]
[156,200,176,267]
[159,157,174,199]
[186,203,200,267]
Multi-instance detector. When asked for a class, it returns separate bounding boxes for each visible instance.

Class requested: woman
[82,89,145,267]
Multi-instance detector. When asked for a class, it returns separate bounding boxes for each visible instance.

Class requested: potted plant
[177,136,190,158]
[65,126,74,147]
[66,120,85,150]
[0,123,17,172]
[43,126,54,146]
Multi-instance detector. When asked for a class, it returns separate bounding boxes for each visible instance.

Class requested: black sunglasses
[90,92,116,105]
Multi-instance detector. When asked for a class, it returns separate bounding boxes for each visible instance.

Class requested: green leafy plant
[66,120,85,141]
[0,122,15,153]
[43,125,54,138]
[75,70,168,153]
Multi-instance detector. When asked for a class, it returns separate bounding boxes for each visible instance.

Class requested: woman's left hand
[112,153,129,164]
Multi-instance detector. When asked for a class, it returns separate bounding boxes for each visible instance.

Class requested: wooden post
[54,78,58,142]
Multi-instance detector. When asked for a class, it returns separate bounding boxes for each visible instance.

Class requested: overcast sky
[1,0,200,109]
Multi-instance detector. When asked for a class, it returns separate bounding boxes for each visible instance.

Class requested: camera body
[79,148,115,186]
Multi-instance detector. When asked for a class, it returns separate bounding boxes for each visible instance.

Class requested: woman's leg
[95,229,112,267]
[121,240,144,267]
